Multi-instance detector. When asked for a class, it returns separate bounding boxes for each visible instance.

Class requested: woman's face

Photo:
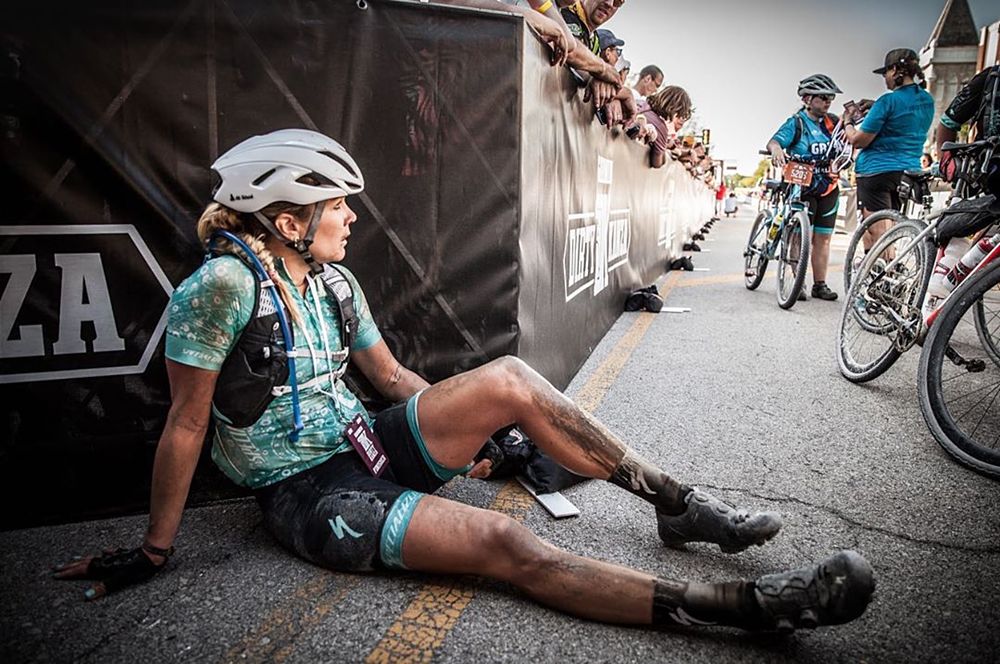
[807,94,833,116]
[670,113,688,132]
[297,197,357,263]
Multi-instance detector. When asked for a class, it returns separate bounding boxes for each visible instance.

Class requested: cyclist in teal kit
[55,129,875,636]
[843,48,934,250]
[766,74,846,301]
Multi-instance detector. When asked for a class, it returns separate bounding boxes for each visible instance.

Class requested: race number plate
[783,162,814,186]
[345,414,388,477]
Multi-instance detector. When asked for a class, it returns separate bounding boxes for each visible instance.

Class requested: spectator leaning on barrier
[633,64,663,101]
[54,128,875,635]
[560,0,637,127]
[639,85,692,169]
[842,48,934,251]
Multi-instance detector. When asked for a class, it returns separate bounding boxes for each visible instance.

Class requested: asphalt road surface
[3,206,999,663]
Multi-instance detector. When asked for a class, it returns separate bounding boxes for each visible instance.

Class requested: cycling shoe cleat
[752,550,875,633]
[657,489,782,553]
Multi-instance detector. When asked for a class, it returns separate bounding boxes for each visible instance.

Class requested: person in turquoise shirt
[843,48,934,251]
[56,129,874,634]
[766,74,847,301]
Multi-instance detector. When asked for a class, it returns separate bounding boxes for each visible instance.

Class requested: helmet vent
[318,150,359,178]
[252,168,277,186]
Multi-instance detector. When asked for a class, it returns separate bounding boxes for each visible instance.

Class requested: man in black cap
[841,48,934,250]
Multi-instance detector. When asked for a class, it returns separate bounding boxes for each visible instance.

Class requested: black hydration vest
[212,254,358,428]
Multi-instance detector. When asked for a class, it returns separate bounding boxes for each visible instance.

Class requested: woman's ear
[272,212,302,242]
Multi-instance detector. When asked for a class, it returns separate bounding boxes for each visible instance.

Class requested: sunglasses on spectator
[812,94,835,102]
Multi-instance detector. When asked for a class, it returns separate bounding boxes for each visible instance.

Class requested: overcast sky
[605,0,998,172]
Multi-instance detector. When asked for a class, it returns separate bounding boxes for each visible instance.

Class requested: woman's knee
[479,356,540,408]
[479,513,560,580]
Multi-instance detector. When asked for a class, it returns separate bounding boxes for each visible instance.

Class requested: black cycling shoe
[811,282,838,301]
[657,489,783,553]
[751,550,875,633]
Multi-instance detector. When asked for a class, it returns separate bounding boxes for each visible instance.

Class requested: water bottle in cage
[768,213,782,241]
[945,232,1000,290]
[927,237,973,299]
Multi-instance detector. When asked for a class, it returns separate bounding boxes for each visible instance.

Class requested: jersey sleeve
[165,256,255,371]
[859,94,890,135]
[770,116,797,150]
[942,68,990,131]
[338,266,383,351]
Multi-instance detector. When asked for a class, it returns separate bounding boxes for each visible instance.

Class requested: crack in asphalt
[695,483,1000,555]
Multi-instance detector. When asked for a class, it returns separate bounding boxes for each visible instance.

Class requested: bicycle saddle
[940,139,990,155]
[902,170,933,182]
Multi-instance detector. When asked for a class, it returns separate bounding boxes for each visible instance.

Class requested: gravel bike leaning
[837,137,999,383]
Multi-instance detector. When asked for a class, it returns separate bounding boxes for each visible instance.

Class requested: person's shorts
[801,188,840,235]
[856,171,902,214]
[253,391,473,572]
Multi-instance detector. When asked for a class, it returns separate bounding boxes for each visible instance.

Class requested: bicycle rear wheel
[842,210,909,295]
[918,259,1000,478]
[744,212,770,290]
[836,220,932,382]
[776,211,811,309]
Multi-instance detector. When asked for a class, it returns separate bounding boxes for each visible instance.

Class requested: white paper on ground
[659,307,691,313]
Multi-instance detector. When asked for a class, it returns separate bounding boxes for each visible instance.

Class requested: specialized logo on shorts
[0,225,173,384]
[328,515,363,540]
[564,155,631,302]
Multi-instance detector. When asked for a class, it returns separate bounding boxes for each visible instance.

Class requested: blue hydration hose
[208,230,304,442]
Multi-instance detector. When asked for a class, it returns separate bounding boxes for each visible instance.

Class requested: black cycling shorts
[802,188,840,235]
[856,171,902,214]
[253,391,471,572]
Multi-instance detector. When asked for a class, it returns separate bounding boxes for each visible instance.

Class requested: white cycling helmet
[797,74,842,97]
[212,128,364,212]
[211,129,364,271]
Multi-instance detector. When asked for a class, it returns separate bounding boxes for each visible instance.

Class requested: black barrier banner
[1,0,711,527]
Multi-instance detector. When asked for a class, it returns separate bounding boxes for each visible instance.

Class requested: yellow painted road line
[220,573,362,664]
[365,482,534,664]
[365,271,681,663]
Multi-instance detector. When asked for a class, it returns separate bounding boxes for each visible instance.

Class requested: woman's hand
[770,146,787,169]
[53,546,167,601]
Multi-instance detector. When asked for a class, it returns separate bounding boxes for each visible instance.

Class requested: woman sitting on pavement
[56,129,874,634]
[766,74,846,301]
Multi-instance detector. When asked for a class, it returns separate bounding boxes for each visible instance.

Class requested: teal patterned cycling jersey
[165,254,382,488]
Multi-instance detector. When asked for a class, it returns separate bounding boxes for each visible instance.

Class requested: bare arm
[842,124,876,149]
[765,138,786,169]
[351,339,430,402]
[144,361,219,554]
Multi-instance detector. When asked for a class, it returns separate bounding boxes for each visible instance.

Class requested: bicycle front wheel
[974,296,1000,367]
[776,210,811,309]
[842,209,910,294]
[836,220,932,382]
[918,259,1000,478]
[744,212,770,290]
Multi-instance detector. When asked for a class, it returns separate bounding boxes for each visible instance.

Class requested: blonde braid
[195,202,304,327]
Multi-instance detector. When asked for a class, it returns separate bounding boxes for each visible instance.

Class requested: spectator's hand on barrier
[644,125,658,145]
[618,91,637,123]
[54,545,167,601]
[525,12,569,67]
[584,79,618,109]
[604,100,624,126]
